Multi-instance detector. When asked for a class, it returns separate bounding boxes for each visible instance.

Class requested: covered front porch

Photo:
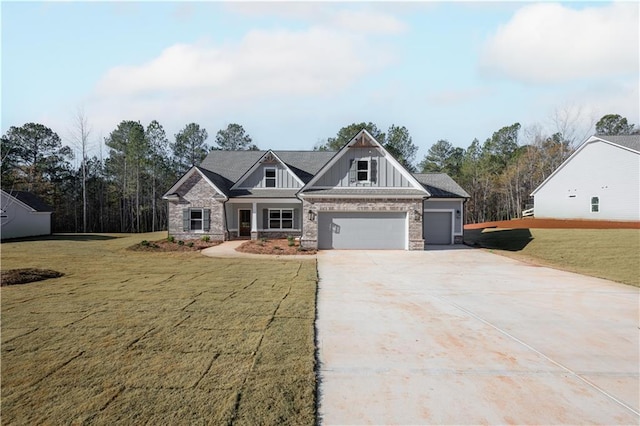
[225,198,303,240]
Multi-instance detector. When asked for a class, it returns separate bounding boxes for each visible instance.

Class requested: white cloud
[480,2,639,84]
[427,87,491,106]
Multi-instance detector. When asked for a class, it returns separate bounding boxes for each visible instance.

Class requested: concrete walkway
[316,249,639,425]
[200,240,316,260]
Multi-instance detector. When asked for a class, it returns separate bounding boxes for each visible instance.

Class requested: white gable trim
[0,190,38,212]
[231,150,305,189]
[531,135,640,196]
[162,166,227,200]
[300,129,430,195]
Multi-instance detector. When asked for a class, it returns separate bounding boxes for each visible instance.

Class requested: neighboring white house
[0,190,53,240]
[531,135,640,221]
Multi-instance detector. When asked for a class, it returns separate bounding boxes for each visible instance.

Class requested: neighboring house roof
[531,134,640,196]
[2,190,53,212]
[593,135,640,153]
[413,173,470,198]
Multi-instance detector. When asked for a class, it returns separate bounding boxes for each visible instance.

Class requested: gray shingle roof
[595,135,640,152]
[199,150,336,189]
[412,173,470,198]
[6,190,53,212]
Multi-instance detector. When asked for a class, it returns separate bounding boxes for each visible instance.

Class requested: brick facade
[167,173,226,241]
[300,198,425,250]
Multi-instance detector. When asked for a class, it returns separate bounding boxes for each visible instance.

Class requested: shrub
[260,237,268,243]
[141,240,150,247]
[187,241,194,247]
[167,236,175,243]
[201,235,210,242]
[177,240,184,246]
[287,235,295,247]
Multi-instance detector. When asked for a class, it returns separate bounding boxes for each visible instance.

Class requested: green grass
[1,232,317,424]
[465,228,640,287]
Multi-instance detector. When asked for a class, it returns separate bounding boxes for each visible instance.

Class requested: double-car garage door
[318,212,407,250]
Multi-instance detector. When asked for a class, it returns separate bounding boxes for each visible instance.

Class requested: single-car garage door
[423,211,452,244]
[318,212,406,249]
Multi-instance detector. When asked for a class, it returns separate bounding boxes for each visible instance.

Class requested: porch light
[456,210,461,218]
[308,209,316,221]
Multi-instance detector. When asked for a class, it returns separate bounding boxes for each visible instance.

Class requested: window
[190,208,203,230]
[183,208,210,232]
[357,160,369,181]
[265,168,276,188]
[269,209,293,229]
[591,197,599,213]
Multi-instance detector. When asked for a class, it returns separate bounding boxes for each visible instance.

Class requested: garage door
[318,212,406,249]
[423,211,452,244]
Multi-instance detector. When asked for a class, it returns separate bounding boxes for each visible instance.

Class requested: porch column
[251,202,258,240]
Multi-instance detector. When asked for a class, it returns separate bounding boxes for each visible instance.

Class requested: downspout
[222,197,229,241]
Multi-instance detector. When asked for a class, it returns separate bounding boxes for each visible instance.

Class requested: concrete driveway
[316,248,639,425]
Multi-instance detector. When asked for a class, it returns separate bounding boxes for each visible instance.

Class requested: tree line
[1,113,635,233]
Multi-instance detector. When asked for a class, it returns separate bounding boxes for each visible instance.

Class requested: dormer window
[265,167,276,188]
[357,160,369,182]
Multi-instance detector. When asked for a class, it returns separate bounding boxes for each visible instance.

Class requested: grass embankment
[1,232,317,424]
[465,228,640,287]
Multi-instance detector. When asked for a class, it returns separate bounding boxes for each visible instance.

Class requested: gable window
[182,208,210,232]
[591,197,599,213]
[357,160,369,182]
[269,209,293,229]
[265,168,277,188]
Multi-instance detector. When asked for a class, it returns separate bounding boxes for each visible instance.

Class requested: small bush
[260,237,268,243]
[141,240,150,247]
[187,241,194,247]
[287,235,295,247]
[178,240,184,246]
[201,235,210,242]
[167,236,175,243]
[273,246,282,250]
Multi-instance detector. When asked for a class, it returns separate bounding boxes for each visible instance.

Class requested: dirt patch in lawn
[1,268,64,286]
[236,239,316,255]
[128,239,222,252]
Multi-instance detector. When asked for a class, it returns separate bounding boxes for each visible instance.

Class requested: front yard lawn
[1,232,317,424]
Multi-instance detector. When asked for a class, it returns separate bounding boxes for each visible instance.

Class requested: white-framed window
[265,167,277,188]
[356,160,369,182]
[190,208,203,230]
[269,209,293,229]
[591,196,599,213]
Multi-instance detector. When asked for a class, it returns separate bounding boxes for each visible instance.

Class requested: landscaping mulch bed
[236,239,316,255]
[1,268,64,286]
[128,239,222,252]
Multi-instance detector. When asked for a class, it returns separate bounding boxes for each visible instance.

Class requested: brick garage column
[300,200,318,249]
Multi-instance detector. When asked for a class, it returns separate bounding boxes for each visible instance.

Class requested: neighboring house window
[269,209,293,229]
[591,197,599,212]
[357,160,369,182]
[265,168,277,188]
[182,208,211,231]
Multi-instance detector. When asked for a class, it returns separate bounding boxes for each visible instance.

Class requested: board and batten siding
[237,164,302,189]
[534,141,640,221]
[313,147,412,188]
[423,199,464,234]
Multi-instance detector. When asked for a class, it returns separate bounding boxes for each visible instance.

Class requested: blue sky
[2,1,638,164]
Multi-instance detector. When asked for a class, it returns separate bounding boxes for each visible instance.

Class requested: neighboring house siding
[0,192,51,240]
[167,173,226,240]
[301,198,424,250]
[313,147,412,188]
[238,164,302,189]
[534,142,640,221]
[423,199,464,235]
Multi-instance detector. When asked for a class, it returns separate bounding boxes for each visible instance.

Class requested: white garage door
[318,212,407,249]
[423,211,452,244]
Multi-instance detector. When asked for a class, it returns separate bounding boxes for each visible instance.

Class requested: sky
[2,1,638,165]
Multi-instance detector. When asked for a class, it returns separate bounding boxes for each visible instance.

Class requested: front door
[239,209,251,237]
